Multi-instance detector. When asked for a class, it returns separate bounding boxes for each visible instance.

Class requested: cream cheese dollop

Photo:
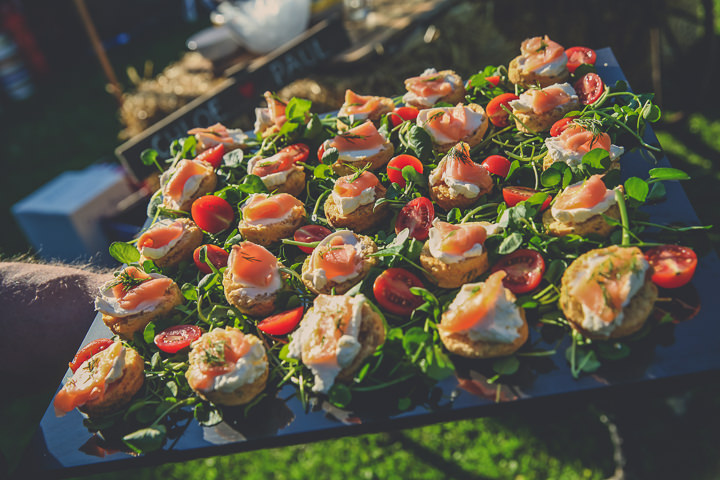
[246,154,295,189]
[331,185,377,215]
[208,338,268,393]
[428,156,481,199]
[517,52,568,76]
[551,183,618,224]
[139,218,184,260]
[545,135,625,168]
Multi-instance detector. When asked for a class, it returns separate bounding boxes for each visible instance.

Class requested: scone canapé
[559,245,658,339]
[324,170,388,231]
[287,294,385,393]
[186,327,268,406]
[246,147,307,197]
[403,68,465,108]
[254,90,288,138]
[137,217,203,268]
[438,271,528,359]
[428,142,493,211]
[54,340,144,417]
[508,35,569,88]
[338,89,395,124]
[416,103,489,153]
[223,241,284,317]
[95,266,183,340]
[160,158,217,212]
[543,123,624,170]
[238,193,306,246]
[301,230,378,295]
[509,83,580,133]
[542,175,620,237]
[321,120,394,176]
[187,122,247,154]
[420,219,490,288]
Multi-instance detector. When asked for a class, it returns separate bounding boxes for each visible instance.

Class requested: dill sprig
[109,269,151,292]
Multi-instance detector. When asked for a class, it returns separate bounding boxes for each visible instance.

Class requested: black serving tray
[20,48,720,478]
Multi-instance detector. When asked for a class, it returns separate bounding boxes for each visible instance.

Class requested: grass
[2,1,720,479]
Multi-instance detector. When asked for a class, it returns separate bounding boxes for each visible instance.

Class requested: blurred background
[1,0,718,478]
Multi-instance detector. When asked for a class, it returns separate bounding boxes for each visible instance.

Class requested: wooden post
[72,0,124,106]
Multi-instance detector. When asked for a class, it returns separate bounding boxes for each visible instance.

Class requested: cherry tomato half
[486,93,519,128]
[485,75,501,86]
[389,106,420,127]
[279,143,310,164]
[481,155,511,178]
[565,46,597,74]
[395,197,435,241]
[193,244,230,274]
[294,225,332,254]
[257,306,304,336]
[154,325,202,354]
[373,268,424,316]
[191,195,235,233]
[491,249,546,294]
[645,245,698,289]
[195,143,225,169]
[574,72,605,105]
[69,338,114,373]
[502,186,552,210]
[387,154,423,187]
[550,117,576,137]
[316,143,325,162]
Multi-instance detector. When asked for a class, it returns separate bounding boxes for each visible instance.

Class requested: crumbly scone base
[419,243,489,288]
[301,235,378,295]
[238,204,306,246]
[337,303,386,382]
[102,282,183,340]
[432,103,489,154]
[324,185,389,232]
[140,218,204,269]
[80,348,145,417]
[195,357,269,406]
[542,204,621,237]
[331,141,395,176]
[513,99,581,134]
[508,55,570,88]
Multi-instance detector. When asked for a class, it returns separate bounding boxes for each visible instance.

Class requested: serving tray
[20,48,720,478]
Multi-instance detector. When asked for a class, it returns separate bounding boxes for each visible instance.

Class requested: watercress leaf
[314,163,334,179]
[498,232,523,255]
[582,148,610,170]
[402,164,427,187]
[505,159,521,182]
[565,347,601,373]
[328,383,352,408]
[109,242,140,264]
[402,326,430,356]
[641,102,661,123]
[624,177,649,203]
[305,114,323,141]
[492,355,520,376]
[143,322,156,344]
[540,165,562,187]
[424,345,455,380]
[596,341,631,360]
[398,397,412,411]
[322,146,339,165]
[544,259,567,284]
[238,174,268,194]
[165,380,178,397]
[647,181,667,203]
[408,125,434,161]
[562,167,574,188]
[648,167,690,181]
[223,149,244,168]
[194,402,223,427]
[123,425,167,454]
[224,233,243,247]
[182,282,199,301]
[146,189,163,218]
[181,136,197,157]
[140,149,158,166]
[446,208,462,223]
[286,97,312,121]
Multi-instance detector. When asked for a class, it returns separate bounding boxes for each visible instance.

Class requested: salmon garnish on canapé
[300,295,357,365]
[520,35,565,73]
[436,142,493,191]
[185,328,253,391]
[525,85,572,115]
[439,270,506,333]
[330,121,385,152]
[187,123,244,148]
[250,151,296,178]
[164,159,212,204]
[109,267,173,311]
[423,105,472,141]
[242,193,303,223]
[137,221,183,251]
[228,242,278,288]
[313,235,359,280]
[554,175,609,210]
[334,171,380,198]
[559,124,612,154]
[433,221,488,257]
[341,90,382,116]
[405,72,455,98]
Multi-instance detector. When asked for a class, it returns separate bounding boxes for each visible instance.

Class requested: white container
[186,24,244,61]
[11,164,133,264]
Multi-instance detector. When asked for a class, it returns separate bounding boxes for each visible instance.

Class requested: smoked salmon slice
[301,295,353,365]
[315,235,358,280]
[440,142,493,190]
[554,175,609,210]
[164,159,212,202]
[560,125,612,153]
[264,91,287,128]
[251,151,295,177]
[110,267,172,311]
[434,221,487,256]
[440,270,506,333]
[405,72,454,98]
[334,171,379,198]
[520,35,565,73]
[187,123,238,146]
[527,85,571,115]
[54,341,123,416]
[229,242,278,288]
[186,328,253,391]
[137,221,183,250]
[330,121,385,151]
[342,90,381,116]
[425,105,469,140]
[243,193,302,222]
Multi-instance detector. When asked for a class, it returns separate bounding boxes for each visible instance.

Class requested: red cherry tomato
[486,93,519,128]
[565,46,597,74]
[574,73,605,105]
[195,143,225,169]
[502,186,552,210]
[294,225,332,254]
[316,143,325,162]
[485,75,501,86]
[550,117,577,137]
[491,249,546,294]
[372,268,424,316]
[481,155,511,178]
[154,325,202,354]
[257,306,304,336]
[193,244,230,274]
[387,154,423,187]
[279,143,310,164]
[191,195,234,233]
[69,338,114,373]
[395,197,435,241]
[389,106,420,127]
[645,245,698,289]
